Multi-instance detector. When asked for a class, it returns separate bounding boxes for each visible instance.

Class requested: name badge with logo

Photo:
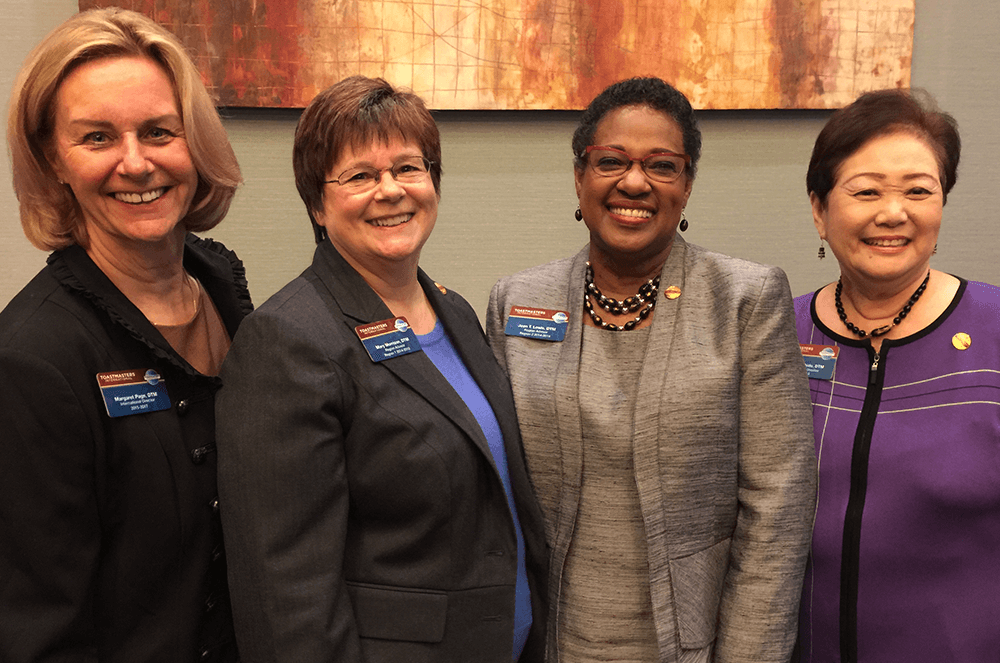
[800,343,839,380]
[504,306,570,342]
[97,369,172,418]
[356,317,422,362]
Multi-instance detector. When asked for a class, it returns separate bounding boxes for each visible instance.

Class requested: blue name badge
[504,306,570,342]
[800,343,839,380]
[356,317,422,362]
[97,369,172,418]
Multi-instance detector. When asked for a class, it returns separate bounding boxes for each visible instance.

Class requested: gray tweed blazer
[486,238,816,663]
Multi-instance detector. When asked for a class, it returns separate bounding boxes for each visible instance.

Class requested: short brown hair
[7,7,242,251]
[807,88,960,207]
[293,76,442,243]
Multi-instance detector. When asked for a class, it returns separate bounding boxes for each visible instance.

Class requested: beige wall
[3,1,998,318]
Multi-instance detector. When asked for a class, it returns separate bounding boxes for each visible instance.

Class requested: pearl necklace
[584,262,659,331]
[834,271,930,339]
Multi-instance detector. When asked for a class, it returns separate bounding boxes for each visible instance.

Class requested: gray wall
[3,1,998,318]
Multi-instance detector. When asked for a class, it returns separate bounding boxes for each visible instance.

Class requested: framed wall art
[81,0,914,109]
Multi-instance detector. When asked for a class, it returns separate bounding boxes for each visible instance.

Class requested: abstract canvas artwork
[80,0,914,109]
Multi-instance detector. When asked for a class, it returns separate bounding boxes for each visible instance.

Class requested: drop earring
[679,209,689,232]
[818,239,826,260]
[575,206,583,222]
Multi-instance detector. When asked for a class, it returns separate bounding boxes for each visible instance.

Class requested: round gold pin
[952,332,971,350]
[664,285,681,300]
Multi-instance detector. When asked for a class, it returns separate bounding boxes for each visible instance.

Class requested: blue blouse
[417,320,531,660]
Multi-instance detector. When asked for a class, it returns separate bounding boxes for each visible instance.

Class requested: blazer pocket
[346,582,448,643]
[668,537,731,649]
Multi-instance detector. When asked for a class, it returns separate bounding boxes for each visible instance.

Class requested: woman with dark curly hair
[487,77,816,662]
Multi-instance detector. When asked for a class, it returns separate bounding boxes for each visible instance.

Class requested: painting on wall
[79,0,914,110]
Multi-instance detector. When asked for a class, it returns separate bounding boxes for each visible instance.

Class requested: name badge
[97,369,172,418]
[504,306,570,342]
[800,343,839,380]
[356,317,422,362]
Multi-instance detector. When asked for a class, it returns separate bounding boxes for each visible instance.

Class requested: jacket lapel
[183,236,254,337]
[632,236,687,509]
[635,237,689,663]
[551,248,588,557]
[427,274,545,528]
[309,241,494,464]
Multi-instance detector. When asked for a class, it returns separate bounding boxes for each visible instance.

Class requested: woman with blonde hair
[0,8,245,662]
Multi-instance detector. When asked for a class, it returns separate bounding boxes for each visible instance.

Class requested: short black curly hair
[807,88,961,206]
[571,77,702,179]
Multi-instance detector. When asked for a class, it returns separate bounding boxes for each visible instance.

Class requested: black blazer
[216,241,548,663]
[0,237,250,663]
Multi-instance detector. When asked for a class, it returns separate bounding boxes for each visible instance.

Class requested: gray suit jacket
[486,239,815,663]
[217,241,548,662]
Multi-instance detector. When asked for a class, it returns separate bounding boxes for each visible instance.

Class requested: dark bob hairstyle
[571,77,702,180]
[293,76,443,243]
[807,88,961,206]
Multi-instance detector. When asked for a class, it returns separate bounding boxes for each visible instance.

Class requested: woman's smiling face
[315,137,438,281]
[813,131,943,291]
[575,104,693,267]
[49,55,198,253]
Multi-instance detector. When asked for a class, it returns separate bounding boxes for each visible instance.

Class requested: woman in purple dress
[795,88,1000,662]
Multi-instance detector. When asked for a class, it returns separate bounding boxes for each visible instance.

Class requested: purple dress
[794,279,1000,663]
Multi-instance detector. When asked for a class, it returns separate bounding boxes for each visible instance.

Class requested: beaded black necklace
[583,261,659,331]
[834,271,930,339]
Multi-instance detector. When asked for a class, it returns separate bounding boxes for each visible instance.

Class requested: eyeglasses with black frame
[584,145,690,184]
[325,155,433,193]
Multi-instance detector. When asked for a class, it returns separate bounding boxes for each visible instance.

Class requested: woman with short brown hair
[217,76,547,662]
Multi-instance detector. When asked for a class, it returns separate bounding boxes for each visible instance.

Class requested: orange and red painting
[79,0,913,109]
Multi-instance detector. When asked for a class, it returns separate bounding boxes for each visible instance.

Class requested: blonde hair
[8,7,242,250]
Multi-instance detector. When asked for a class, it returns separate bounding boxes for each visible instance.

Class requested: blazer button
[190,444,215,464]
[199,648,211,661]
[209,497,220,513]
[486,549,504,557]
[176,399,189,415]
